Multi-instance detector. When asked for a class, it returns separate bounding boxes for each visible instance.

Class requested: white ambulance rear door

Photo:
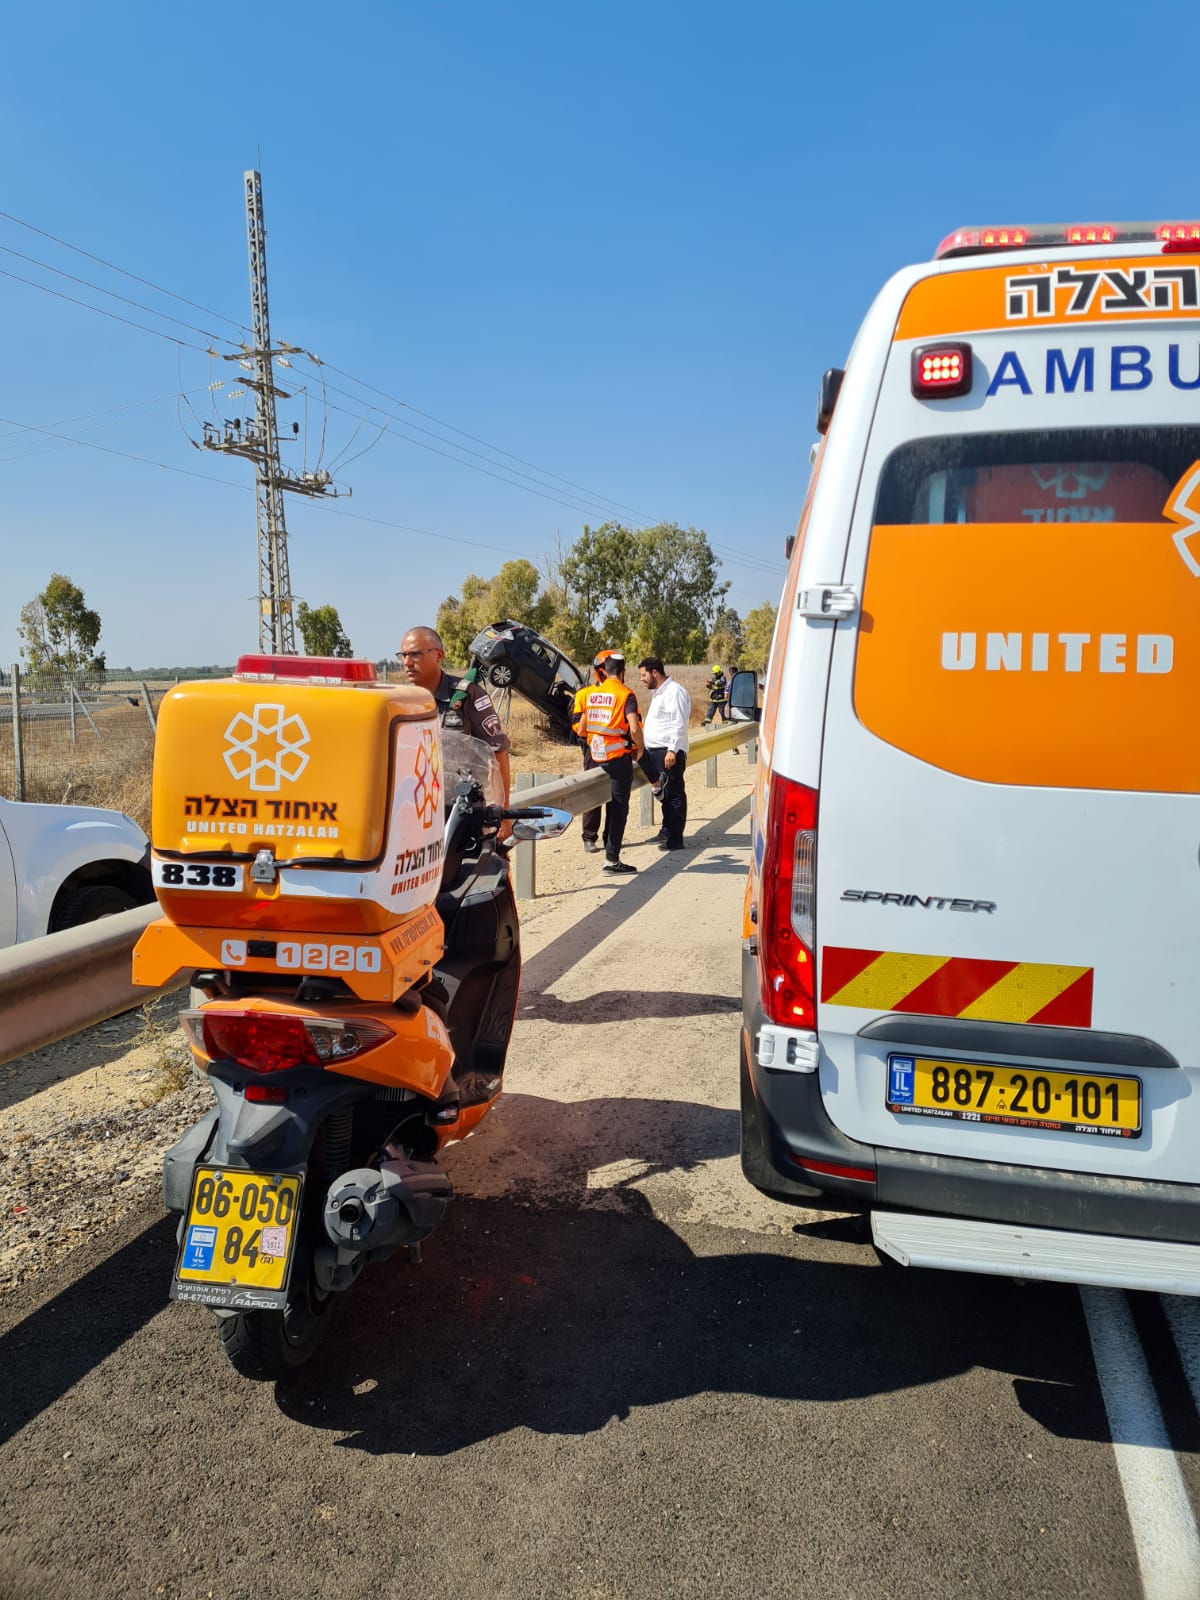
[814,247,1200,1183]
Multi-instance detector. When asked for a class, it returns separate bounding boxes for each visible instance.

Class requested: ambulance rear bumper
[741,1008,1200,1246]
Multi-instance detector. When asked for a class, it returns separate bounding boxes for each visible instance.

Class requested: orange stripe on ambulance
[940,632,1174,673]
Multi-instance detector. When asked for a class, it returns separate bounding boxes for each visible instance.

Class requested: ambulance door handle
[797,584,857,620]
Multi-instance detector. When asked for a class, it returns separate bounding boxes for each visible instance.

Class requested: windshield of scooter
[440,729,504,809]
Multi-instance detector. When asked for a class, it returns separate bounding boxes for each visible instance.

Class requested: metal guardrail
[0,723,757,1069]
[0,903,181,1069]
[509,720,756,897]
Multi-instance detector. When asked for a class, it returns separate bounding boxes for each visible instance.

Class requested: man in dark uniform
[398,626,512,805]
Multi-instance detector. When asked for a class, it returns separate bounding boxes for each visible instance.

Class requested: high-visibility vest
[577,681,638,763]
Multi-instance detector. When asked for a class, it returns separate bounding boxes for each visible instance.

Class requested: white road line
[1163,1295,1200,1416]
[1081,1286,1200,1600]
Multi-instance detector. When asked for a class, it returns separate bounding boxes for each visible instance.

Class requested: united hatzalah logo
[223,703,311,792]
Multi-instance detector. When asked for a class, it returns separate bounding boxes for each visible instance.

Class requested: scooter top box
[149,655,447,934]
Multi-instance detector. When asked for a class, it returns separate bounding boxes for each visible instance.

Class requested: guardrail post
[140,681,157,732]
[512,771,536,901]
[640,780,654,826]
[747,735,757,764]
[10,664,24,802]
[706,752,718,788]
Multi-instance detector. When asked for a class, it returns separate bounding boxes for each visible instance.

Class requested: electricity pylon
[201,170,341,653]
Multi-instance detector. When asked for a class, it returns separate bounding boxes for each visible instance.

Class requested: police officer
[398,626,511,805]
[575,651,644,875]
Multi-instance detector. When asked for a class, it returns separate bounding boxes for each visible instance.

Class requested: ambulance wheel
[488,662,515,688]
[217,1272,334,1380]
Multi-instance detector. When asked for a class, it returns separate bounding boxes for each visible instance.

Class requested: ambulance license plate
[173,1166,303,1309]
[886,1055,1141,1139]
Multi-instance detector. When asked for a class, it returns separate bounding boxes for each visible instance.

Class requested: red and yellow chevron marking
[820,946,1093,1027]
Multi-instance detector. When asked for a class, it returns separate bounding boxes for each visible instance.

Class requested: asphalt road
[1,765,1196,1600]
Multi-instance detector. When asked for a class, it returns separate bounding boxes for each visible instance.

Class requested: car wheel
[49,883,138,934]
[488,663,515,688]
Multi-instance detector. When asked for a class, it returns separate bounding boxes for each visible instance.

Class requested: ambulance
[739,221,1200,1292]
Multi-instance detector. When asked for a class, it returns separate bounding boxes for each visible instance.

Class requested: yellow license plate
[886,1055,1142,1138]
[175,1167,303,1297]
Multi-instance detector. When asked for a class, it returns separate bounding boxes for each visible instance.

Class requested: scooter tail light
[757,775,818,1027]
[181,1009,393,1074]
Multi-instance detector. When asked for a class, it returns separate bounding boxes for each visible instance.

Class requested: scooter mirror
[510,806,574,842]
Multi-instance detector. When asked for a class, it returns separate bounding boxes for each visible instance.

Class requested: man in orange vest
[574,652,644,875]
[572,648,617,854]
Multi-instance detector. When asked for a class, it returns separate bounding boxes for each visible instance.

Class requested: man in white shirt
[637,656,691,851]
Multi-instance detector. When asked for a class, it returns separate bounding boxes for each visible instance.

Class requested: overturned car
[468,621,585,743]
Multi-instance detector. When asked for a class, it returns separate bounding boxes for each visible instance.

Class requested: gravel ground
[0,744,755,1300]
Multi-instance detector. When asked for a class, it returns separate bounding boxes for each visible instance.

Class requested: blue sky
[2,0,1198,668]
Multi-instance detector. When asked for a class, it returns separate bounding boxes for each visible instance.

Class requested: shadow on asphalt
[274,1188,1112,1456]
[519,989,740,1023]
[0,1213,178,1447]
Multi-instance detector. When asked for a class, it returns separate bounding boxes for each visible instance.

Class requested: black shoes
[582,838,601,853]
[657,840,685,851]
[602,860,637,874]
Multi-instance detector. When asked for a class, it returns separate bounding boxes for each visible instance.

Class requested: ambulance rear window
[873,427,1200,526]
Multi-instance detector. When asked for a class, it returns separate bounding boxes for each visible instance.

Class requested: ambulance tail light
[912,343,972,399]
[233,653,377,685]
[758,776,817,1028]
[181,1009,393,1073]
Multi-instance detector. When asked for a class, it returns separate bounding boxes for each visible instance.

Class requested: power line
[0,209,786,578]
[0,207,250,337]
[296,352,659,524]
[0,388,209,445]
[0,265,209,351]
[0,241,242,348]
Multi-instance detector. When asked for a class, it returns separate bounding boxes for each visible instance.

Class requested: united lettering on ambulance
[741,221,1200,1291]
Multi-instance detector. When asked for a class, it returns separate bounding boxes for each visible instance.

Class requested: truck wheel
[49,883,138,933]
[217,1272,335,1380]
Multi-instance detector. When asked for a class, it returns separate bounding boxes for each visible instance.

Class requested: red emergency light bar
[935,221,1200,259]
[911,342,973,399]
[233,653,378,684]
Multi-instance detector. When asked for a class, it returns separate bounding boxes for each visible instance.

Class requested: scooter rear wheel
[217,1271,334,1380]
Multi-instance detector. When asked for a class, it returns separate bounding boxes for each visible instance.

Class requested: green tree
[436,559,558,665]
[557,521,726,663]
[706,604,744,670]
[18,573,102,680]
[741,601,778,672]
[296,601,353,657]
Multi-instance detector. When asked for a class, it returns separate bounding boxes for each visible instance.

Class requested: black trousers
[644,747,688,845]
[580,742,601,841]
[598,753,634,861]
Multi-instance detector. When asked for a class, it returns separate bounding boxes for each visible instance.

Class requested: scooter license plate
[172,1166,304,1309]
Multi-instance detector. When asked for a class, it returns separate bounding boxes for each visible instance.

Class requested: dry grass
[130,998,194,1105]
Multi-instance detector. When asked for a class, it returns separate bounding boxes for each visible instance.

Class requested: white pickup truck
[0,797,154,947]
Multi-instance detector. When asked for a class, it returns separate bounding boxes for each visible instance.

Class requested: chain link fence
[0,664,175,831]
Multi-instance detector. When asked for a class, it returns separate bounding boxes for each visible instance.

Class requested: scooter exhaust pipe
[316,1147,452,1292]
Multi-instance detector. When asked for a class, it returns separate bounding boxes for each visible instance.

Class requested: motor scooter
[132,654,569,1378]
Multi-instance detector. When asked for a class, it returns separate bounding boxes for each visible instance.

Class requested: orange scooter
[132,654,568,1377]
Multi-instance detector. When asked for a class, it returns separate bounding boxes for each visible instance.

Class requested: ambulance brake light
[234,653,377,685]
[911,343,972,399]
